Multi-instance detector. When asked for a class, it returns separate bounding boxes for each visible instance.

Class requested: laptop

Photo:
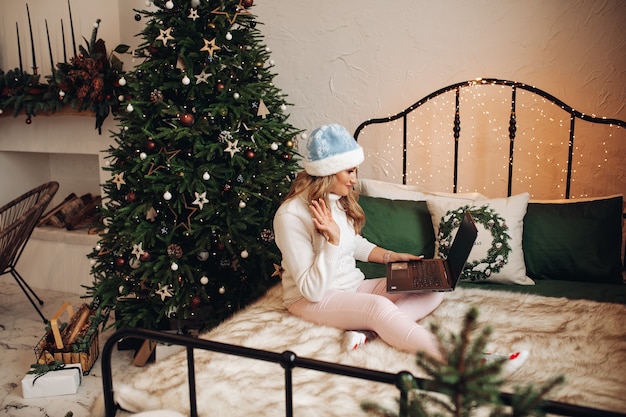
[386,210,478,293]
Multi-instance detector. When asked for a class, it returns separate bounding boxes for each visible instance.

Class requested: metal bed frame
[101,327,626,417]
[354,78,626,198]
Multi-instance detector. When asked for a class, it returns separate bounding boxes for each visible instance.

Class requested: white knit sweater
[273,193,377,308]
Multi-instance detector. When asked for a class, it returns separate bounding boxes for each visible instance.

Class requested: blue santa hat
[303,124,364,177]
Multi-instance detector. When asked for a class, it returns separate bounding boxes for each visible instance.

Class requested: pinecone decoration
[150,89,164,104]
[260,228,275,243]
[167,243,183,258]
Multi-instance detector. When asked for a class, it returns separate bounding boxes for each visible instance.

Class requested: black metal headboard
[354,78,626,199]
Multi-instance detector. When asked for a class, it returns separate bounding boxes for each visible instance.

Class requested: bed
[99,79,626,417]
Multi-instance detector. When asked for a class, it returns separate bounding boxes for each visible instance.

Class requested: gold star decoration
[192,191,209,210]
[112,172,126,190]
[155,284,174,301]
[211,1,250,25]
[168,195,198,231]
[156,27,175,46]
[225,139,241,157]
[200,38,221,57]
[131,242,145,260]
[195,70,212,84]
[187,8,199,21]
[159,146,181,163]
[272,263,284,278]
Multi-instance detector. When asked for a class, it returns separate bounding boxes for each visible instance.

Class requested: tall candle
[26,3,37,74]
[16,22,23,73]
[68,0,77,57]
[61,19,67,62]
[45,19,54,75]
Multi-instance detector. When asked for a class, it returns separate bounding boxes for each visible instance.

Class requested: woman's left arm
[367,246,424,264]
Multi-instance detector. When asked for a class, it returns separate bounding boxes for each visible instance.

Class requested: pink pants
[288,278,445,357]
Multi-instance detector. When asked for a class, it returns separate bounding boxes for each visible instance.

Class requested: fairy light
[358,82,624,199]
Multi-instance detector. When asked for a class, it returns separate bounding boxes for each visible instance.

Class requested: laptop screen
[445,211,478,283]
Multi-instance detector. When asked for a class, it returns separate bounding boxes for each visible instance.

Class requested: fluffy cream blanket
[112,285,626,416]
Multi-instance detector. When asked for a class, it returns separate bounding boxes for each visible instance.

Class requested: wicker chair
[0,182,59,323]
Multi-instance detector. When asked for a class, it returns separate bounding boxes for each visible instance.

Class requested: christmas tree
[86,0,301,332]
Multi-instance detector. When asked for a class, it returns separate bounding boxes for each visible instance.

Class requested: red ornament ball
[242,0,253,8]
[125,192,137,202]
[139,251,151,262]
[191,296,202,309]
[25,117,32,125]
[245,149,256,160]
[114,257,126,268]
[145,139,156,151]
[216,82,225,92]
[180,113,195,127]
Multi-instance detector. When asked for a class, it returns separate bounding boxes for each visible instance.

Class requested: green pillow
[357,195,435,278]
[522,195,624,283]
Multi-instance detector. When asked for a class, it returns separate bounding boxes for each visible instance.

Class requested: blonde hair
[284,171,366,233]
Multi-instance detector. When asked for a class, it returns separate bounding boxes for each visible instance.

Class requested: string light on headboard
[354,79,625,199]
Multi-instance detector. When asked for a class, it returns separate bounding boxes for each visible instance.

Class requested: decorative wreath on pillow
[437,205,512,281]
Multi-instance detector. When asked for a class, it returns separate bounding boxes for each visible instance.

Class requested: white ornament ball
[95,244,102,251]
[163,191,172,200]
[0,109,3,115]
[118,94,125,102]
[119,286,125,294]
[270,59,275,66]
[225,32,233,41]
[270,142,279,151]
[200,276,209,285]
[182,75,191,85]
[118,77,127,86]
[197,250,209,261]
[240,250,249,259]
[280,104,287,112]
[126,103,134,113]
[165,1,174,9]
[59,91,66,97]
[233,92,240,100]
[129,258,141,269]
[300,132,308,140]
[140,152,147,160]
[191,0,200,6]
[94,21,99,29]
[238,200,246,208]
[219,286,226,294]
[171,262,179,271]
[202,172,210,180]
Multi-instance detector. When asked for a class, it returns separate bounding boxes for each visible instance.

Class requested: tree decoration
[86,0,301,333]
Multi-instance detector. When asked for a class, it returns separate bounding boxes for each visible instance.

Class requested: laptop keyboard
[412,262,444,288]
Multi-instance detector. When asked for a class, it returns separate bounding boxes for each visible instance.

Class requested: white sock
[344,331,368,351]
[482,350,529,375]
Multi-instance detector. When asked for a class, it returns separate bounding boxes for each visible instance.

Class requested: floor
[0,280,140,417]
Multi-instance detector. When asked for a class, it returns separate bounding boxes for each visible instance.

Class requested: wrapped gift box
[22,363,82,398]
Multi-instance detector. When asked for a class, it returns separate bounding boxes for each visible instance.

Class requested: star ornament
[225,139,241,157]
[195,70,212,84]
[131,242,146,260]
[112,172,126,190]
[187,8,199,21]
[211,1,250,25]
[192,191,209,210]
[156,27,175,46]
[200,38,221,57]
[155,284,174,301]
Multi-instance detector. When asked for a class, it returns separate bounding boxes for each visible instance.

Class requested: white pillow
[426,193,534,285]
[359,178,486,201]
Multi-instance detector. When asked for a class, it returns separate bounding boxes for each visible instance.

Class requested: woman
[273,123,445,358]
